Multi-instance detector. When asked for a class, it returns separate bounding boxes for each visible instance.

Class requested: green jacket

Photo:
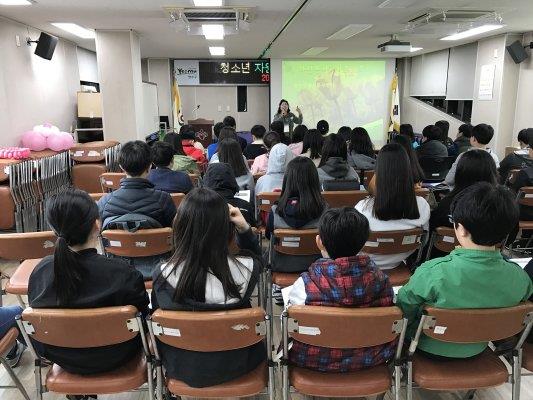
[397,248,533,358]
[172,155,199,174]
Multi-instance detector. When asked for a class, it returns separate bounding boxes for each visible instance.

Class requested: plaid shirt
[289,255,397,372]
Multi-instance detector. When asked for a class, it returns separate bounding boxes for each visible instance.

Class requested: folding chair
[406,303,533,400]
[0,231,57,306]
[523,342,533,373]
[0,327,30,399]
[425,226,458,260]
[16,306,153,400]
[89,192,105,202]
[71,163,107,194]
[419,156,455,183]
[148,307,274,400]
[362,228,426,286]
[101,228,173,289]
[322,190,369,208]
[281,305,407,400]
[507,187,533,255]
[188,173,200,187]
[255,191,282,244]
[170,193,185,209]
[363,170,375,187]
[415,187,430,201]
[100,172,126,192]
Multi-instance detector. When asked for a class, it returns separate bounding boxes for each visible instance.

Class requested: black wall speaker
[506,40,529,64]
[34,32,58,60]
[237,86,247,112]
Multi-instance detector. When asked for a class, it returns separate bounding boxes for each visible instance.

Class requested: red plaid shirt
[289,255,397,372]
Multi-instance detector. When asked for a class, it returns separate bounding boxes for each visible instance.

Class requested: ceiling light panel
[0,0,32,5]
[51,23,95,39]
[193,0,223,6]
[202,24,224,40]
[410,47,423,52]
[377,0,418,8]
[209,46,225,56]
[327,24,373,40]
[301,47,328,56]
[441,24,505,41]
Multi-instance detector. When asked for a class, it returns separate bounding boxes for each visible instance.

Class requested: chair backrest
[518,187,533,207]
[322,190,368,208]
[101,228,173,257]
[89,192,105,202]
[100,172,126,192]
[20,306,139,348]
[0,231,56,260]
[256,192,281,213]
[362,228,424,255]
[287,305,404,348]
[253,172,265,182]
[273,229,320,256]
[414,187,430,201]
[321,179,360,192]
[419,156,455,181]
[421,303,533,343]
[150,307,266,352]
[188,173,200,187]
[71,163,107,193]
[363,170,375,185]
[170,193,185,209]
[433,226,458,253]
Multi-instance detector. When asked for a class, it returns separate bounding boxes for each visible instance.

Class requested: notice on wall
[478,64,496,100]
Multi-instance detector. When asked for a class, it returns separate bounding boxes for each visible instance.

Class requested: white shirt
[445,147,500,187]
[355,196,430,270]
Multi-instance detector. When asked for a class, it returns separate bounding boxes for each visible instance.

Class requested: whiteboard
[142,82,160,137]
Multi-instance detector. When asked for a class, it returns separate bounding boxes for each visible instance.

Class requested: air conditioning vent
[184,11,237,22]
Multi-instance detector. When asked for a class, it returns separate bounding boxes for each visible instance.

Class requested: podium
[188,118,214,149]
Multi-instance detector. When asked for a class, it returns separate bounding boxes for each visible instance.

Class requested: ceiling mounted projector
[378,35,411,53]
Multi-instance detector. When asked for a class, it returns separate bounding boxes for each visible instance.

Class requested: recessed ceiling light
[202,24,224,40]
[193,0,223,6]
[209,46,225,56]
[377,0,417,8]
[51,23,95,39]
[327,24,372,41]
[0,0,32,5]
[410,47,423,52]
[441,24,505,41]
[301,47,329,56]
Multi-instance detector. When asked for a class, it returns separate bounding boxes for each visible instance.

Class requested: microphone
[192,105,200,112]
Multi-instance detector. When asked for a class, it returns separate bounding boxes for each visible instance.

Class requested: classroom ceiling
[1,0,533,58]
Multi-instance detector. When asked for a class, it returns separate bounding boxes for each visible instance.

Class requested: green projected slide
[282,60,387,141]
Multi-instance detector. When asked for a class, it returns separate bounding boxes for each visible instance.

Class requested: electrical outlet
[493,49,498,58]
[226,105,230,112]
[15,35,21,47]
[218,105,222,112]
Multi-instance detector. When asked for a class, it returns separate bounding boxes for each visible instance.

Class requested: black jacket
[98,178,176,229]
[147,167,193,194]
[499,151,533,184]
[28,249,149,374]
[453,136,471,155]
[512,167,533,221]
[416,140,449,159]
[243,143,267,160]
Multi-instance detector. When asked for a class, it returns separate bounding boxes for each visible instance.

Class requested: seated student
[265,157,327,272]
[445,124,500,187]
[223,115,248,150]
[251,131,280,175]
[398,183,533,359]
[430,149,498,231]
[416,125,448,159]
[215,138,255,190]
[435,120,455,156]
[288,124,306,156]
[180,129,207,164]
[511,143,533,221]
[98,141,176,230]
[180,124,205,153]
[0,305,25,368]
[203,163,256,226]
[209,126,241,163]
[270,120,289,145]
[243,124,267,160]
[255,143,295,194]
[152,188,265,388]
[337,126,352,143]
[287,208,396,372]
[317,119,329,136]
[301,129,323,167]
[499,128,533,184]
[317,134,360,190]
[29,189,149,375]
[163,132,200,174]
[400,123,419,149]
[347,127,376,171]
[207,121,225,161]
[453,123,473,155]
[392,134,425,186]
[356,143,430,270]
[147,141,193,194]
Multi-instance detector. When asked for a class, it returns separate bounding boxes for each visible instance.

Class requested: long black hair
[318,134,347,167]
[163,132,186,156]
[302,129,323,160]
[277,157,326,221]
[373,143,420,220]
[46,189,99,305]
[218,138,248,177]
[277,99,290,114]
[392,134,425,183]
[349,127,375,158]
[160,188,244,303]
[452,149,498,196]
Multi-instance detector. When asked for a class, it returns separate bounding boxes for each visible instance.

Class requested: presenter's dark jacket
[416,140,448,159]
[27,249,149,374]
[273,112,303,136]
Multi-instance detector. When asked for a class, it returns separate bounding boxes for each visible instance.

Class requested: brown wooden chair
[0,327,30,399]
[425,226,458,260]
[363,170,375,186]
[0,231,57,306]
[188,173,200,187]
[253,172,265,182]
[148,307,273,400]
[322,190,369,208]
[415,187,430,201]
[89,192,105,202]
[99,172,126,192]
[256,192,281,217]
[362,228,425,286]
[170,193,185,209]
[16,306,153,400]
[507,187,533,254]
[281,305,407,400]
[407,303,533,400]
[71,163,107,194]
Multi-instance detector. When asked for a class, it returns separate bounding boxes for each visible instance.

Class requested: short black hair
[400,124,414,140]
[526,128,533,147]
[292,124,308,143]
[435,120,450,141]
[263,131,280,149]
[451,183,519,246]
[317,120,329,135]
[119,140,152,176]
[422,125,442,141]
[270,120,284,135]
[459,123,473,138]
[223,115,236,128]
[472,123,494,145]
[151,141,175,168]
[319,207,370,259]
[214,122,225,138]
[337,126,351,142]
[251,124,266,139]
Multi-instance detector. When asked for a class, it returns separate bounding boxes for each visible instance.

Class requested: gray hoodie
[347,151,376,171]
[255,143,295,194]
[317,157,360,186]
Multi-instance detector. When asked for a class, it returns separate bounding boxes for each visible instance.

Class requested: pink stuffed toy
[20,124,75,152]
[0,147,31,160]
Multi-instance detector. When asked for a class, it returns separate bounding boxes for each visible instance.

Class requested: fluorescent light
[0,0,32,5]
[327,24,372,40]
[202,24,224,40]
[193,0,223,6]
[301,47,328,56]
[441,24,505,41]
[410,47,423,52]
[51,23,95,39]
[209,46,225,56]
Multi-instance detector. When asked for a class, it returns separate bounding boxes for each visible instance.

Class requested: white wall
[514,32,533,136]
[77,47,98,83]
[147,58,172,126]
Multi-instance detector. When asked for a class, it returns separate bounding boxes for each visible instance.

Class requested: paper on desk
[235,190,251,203]
[510,258,532,269]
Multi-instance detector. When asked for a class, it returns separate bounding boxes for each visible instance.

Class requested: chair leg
[16,295,25,308]
[0,357,30,400]
[35,361,43,400]
[512,351,522,400]
[407,360,413,400]
[157,365,164,400]
[376,394,386,400]
[394,364,402,400]
[463,389,476,400]
[147,360,154,400]
[268,364,275,400]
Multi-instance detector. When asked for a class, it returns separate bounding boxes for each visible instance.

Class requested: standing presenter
[273,99,303,139]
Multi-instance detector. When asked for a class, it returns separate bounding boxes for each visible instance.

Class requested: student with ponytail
[28,188,149,375]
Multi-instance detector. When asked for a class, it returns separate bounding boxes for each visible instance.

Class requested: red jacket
[182,140,206,164]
